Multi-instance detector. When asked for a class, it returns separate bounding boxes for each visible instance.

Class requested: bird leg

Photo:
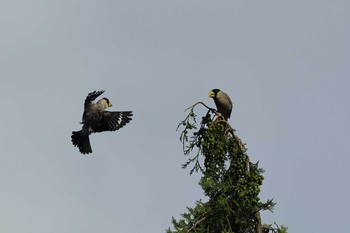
[213,113,225,123]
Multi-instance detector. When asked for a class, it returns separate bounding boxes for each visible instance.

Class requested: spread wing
[93,111,133,132]
[84,90,105,109]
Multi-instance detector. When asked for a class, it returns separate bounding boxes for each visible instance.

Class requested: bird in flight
[71,90,133,154]
[208,89,233,121]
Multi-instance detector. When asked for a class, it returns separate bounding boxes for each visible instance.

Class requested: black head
[209,89,221,98]
[102,97,110,104]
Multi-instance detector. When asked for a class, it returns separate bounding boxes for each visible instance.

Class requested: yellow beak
[208,90,215,98]
[108,102,113,107]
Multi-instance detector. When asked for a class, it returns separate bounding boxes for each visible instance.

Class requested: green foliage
[168,103,287,233]
[262,223,288,233]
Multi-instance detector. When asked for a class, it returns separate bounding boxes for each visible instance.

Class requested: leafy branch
[169,101,287,233]
[262,223,288,233]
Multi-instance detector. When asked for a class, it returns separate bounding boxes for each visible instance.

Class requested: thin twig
[186,216,206,233]
[185,101,216,113]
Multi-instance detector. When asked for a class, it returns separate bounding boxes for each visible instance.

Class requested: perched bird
[71,90,132,154]
[208,89,233,120]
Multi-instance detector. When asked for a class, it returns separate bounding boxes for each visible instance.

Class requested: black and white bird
[71,90,132,154]
[208,89,233,120]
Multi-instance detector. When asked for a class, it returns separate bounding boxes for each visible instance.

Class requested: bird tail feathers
[71,130,92,154]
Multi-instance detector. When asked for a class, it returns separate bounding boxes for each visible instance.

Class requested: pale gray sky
[1,1,349,232]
